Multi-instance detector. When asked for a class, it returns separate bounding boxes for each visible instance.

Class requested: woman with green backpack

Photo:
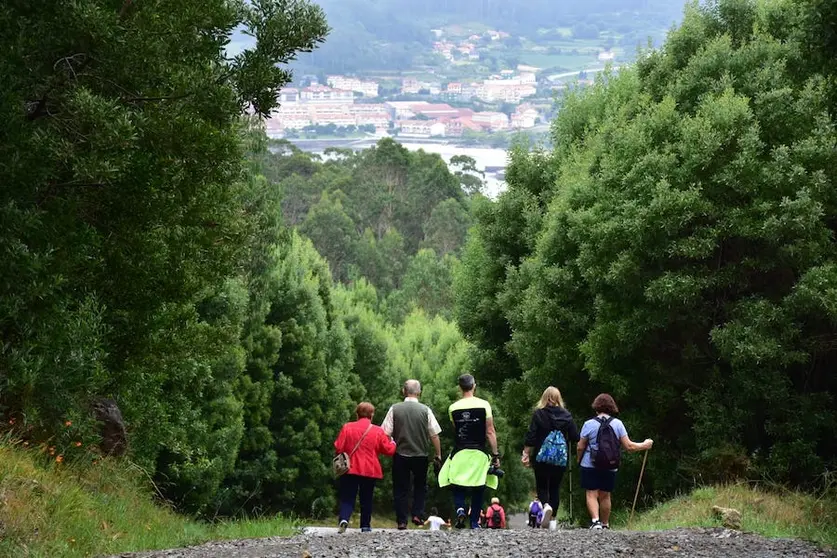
[521,387,580,528]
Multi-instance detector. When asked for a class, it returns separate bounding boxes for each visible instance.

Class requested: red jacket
[486,504,506,528]
[334,418,396,479]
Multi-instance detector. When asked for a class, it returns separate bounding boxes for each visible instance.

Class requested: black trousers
[392,453,429,524]
[533,461,566,512]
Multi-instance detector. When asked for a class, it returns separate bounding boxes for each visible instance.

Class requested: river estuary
[287,138,510,199]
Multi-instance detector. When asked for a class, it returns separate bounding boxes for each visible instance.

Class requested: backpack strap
[349,424,374,457]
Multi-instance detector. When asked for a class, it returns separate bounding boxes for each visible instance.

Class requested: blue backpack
[536,429,568,467]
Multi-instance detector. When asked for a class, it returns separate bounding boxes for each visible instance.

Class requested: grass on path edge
[0,441,298,558]
[630,483,837,548]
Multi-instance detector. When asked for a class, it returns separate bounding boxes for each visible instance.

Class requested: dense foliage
[0,0,528,517]
[0,0,329,510]
[456,0,837,508]
[262,140,474,321]
[7,0,834,527]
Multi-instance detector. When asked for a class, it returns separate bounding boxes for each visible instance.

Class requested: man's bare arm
[486,417,498,455]
[431,434,441,459]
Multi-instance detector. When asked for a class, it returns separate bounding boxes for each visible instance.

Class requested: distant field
[442,22,492,37]
[519,52,599,70]
[534,27,574,38]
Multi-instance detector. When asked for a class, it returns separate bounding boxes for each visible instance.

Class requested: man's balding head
[403,379,422,397]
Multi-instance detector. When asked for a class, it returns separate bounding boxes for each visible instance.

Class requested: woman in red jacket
[334,402,396,533]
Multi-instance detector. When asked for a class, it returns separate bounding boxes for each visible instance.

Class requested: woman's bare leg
[585,489,600,521]
[599,491,612,525]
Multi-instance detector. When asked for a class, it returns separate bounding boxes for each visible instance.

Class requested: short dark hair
[592,393,619,415]
[431,507,439,515]
[458,374,475,391]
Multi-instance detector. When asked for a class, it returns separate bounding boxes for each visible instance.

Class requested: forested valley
[1,0,836,529]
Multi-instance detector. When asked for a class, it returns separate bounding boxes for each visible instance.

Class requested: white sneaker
[589,519,603,530]
[540,504,553,528]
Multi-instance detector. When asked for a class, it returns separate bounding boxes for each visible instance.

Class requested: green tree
[300,191,357,282]
[458,0,837,504]
[397,249,458,320]
[0,0,328,511]
[450,155,486,197]
[423,199,472,256]
[353,227,408,294]
[224,233,358,514]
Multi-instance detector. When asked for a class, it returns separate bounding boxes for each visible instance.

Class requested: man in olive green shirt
[381,379,442,529]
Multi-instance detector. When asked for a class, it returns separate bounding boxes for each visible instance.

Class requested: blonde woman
[522,387,579,528]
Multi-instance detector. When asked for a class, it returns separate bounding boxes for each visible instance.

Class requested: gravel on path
[110,527,832,558]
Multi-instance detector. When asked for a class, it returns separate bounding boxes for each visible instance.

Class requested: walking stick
[628,449,649,530]
[568,458,573,525]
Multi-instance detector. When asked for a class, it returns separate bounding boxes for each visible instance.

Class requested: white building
[326,76,379,98]
[385,101,430,119]
[511,106,538,129]
[398,120,447,137]
[279,88,299,104]
[472,111,509,131]
[300,85,354,104]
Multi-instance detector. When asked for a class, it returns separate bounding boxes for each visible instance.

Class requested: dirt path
[110,527,831,558]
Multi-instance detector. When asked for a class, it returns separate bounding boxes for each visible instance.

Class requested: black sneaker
[589,520,604,530]
[602,524,610,529]
[338,520,348,534]
[455,508,466,529]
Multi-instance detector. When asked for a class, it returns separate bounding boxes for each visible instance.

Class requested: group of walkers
[333,374,652,532]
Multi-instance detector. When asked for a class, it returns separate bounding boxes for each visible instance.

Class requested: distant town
[266,27,614,145]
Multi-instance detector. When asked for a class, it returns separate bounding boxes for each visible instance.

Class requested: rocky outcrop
[92,398,127,456]
[712,505,742,530]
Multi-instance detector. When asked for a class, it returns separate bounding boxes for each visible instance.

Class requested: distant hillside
[292,0,687,75]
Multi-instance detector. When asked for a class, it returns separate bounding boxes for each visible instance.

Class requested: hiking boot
[540,504,553,529]
[361,527,372,532]
[454,508,466,529]
[338,520,348,534]
[397,523,407,530]
[412,515,424,526]
[589,519,604,530]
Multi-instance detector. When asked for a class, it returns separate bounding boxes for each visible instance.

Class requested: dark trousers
[392,453,429,524]
[533,461,566,512]
[338,474,376,529]
[452,484,485,529]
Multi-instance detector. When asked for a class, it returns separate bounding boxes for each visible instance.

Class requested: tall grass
[0,441,298,558]
[630,483,837,547]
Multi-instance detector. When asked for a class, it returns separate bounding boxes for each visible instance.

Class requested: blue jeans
[339,474,376,529]
[453,484,485,529]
